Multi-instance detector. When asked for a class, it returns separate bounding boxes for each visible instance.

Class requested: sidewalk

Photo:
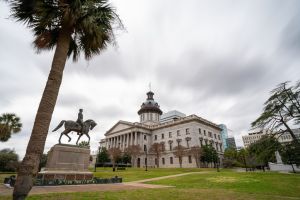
[0,171,206,196]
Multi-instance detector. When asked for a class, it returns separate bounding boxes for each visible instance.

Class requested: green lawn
[92,167,213,182]
[147,171,300,198]
[1,169,300,200]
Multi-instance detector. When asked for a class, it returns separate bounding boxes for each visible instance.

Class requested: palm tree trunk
[13,27,71,200]
[179,157,182,168]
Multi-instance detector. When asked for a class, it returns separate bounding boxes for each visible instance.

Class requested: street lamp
[145,146,148,171]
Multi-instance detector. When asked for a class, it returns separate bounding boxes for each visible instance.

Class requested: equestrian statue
[52,109,97,145]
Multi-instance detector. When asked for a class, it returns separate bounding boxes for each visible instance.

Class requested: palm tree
[0,113,22,142]
[8,1,123,199]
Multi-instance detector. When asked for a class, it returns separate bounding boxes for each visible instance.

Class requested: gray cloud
[2,0,300,157]
[280,13,300,55]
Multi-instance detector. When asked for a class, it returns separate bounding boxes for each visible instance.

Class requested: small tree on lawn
[125,145,142,167]
[201,144,218,168]
[223,147,238,168]
[173,145,186,168]
[188,146,202,168]
[149,142,165,168]
[280,140,300,173]
[108,147,121,171]
[248,135,281,171]
[97,147,110,166]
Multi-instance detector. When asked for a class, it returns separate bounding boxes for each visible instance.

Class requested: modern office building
[219,124,228,149]
[226,137,237,149]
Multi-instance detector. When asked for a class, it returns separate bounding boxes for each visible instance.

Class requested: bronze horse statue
[52,119,97,145]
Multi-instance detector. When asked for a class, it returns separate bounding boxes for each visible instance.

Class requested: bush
[0,149,19,172]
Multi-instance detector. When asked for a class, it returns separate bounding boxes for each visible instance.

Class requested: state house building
[100,91,224,168]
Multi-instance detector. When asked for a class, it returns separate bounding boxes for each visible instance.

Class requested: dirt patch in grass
[206,176,237,183]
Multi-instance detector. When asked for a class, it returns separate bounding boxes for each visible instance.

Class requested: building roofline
[105,114,222,136]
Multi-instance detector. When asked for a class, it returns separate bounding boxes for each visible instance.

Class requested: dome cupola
[138,91,162,124]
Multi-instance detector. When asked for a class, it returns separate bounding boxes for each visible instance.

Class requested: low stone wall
[269,162,300,172]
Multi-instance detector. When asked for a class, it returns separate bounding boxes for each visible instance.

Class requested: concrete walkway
[0,172,206,196]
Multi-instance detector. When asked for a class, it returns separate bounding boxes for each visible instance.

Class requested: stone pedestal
[38,144,93,181]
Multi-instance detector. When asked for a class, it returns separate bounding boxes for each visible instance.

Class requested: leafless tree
[188,146,202,168]
[173,145,187,168]
[149,142,165,168]
[108,147,121,171]
[125,145,142,167]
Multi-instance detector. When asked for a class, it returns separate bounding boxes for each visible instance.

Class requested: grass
[1,169,300,200]
[92,167,213,182]
[147,171,300,198]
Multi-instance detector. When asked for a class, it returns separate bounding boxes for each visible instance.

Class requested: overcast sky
[1,0,300,158]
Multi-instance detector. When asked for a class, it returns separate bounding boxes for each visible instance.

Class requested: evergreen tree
[97,147,110,164]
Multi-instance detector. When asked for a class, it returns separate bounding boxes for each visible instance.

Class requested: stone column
[134,132,137,145]
[131,131,134,145]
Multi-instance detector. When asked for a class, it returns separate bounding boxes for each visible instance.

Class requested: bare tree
[149,142,165,168]
[188,146,202,168]
[125,145,142,167]
[173,145,187,168]
[108,147,121,171]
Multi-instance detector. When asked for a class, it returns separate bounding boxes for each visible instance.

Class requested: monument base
[37,171,93,181]
[38,144,93,182]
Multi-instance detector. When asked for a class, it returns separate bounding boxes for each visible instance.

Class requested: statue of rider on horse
[52,109,97,145]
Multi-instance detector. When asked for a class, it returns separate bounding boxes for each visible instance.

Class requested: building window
[170,157,173,164]
[186,140,190,148]
[161,142,165,151]
[154,135,157,140]
[155,158,158,165]
[162,157,165,165]
[188,155,192,163]
[169,142,172,150]
[169,132,172,138]
[144,145,147,152]
[162,133,164,139]
[208,132,212,138]
[214,134,216,139]
[177,130,181,136]
[218,135,220,140]
[203,130,206,136]
[199,128,201,134]
[186,128,190,135]
[144,135,147,140]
